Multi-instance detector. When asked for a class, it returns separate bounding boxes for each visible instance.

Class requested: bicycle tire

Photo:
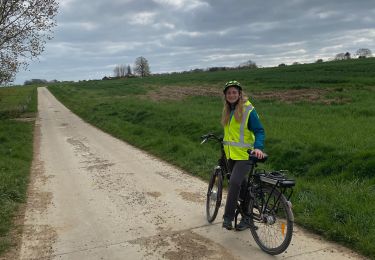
[206,168,223,223]
[249,186,294,255]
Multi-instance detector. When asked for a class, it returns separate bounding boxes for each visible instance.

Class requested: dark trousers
[223,160,252,221]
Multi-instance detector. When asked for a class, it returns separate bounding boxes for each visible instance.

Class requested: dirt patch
[123,191,148,206]
[155,171,175,181]
[144,86,220,101]
[252,88,350,104]
[67,137,91,153]
[11,117,36,122]
[178,191,205,204]
[26,192,53,214]
[129,230,236,260]
[143,85,350,104]
[147,191,162,198]
[86,162,115,171]
[20,224,57,260]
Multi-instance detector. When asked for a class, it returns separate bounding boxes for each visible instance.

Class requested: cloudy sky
[14,0,375,84]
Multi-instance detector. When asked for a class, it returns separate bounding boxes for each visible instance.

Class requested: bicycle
[201,133,296,255]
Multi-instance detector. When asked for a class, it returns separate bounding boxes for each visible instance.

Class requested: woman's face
[225,87,240,104]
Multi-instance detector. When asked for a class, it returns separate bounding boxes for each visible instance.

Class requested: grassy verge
[49,58,375,258]
[0,86,37,255]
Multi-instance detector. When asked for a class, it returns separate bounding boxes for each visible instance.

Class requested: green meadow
[0,86,37,254]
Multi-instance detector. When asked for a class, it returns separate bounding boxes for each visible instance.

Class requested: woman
[221,80,265,231]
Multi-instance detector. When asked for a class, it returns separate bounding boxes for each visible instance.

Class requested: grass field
[0,86,37,254]
[48,58,375,258]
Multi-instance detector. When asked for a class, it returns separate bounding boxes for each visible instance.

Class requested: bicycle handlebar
[201,133,268,163]
[200,133,223,144]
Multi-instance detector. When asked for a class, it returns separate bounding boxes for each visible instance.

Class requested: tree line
[333,48,372,61]
[110,56,150,79]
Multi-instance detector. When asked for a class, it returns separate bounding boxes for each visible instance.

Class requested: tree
[0,0,59,85]
[315,59,323,63]
[334,53,346,61]
[355,48,372,58]
[24,78,47,85]
[239,59,257,69]
[126,64,132,76]
[113,65,120,78]
[113,64,126,78]
[134,56,150,77]
[119,64,125,77]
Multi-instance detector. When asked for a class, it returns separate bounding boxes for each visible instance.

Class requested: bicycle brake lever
[200,138,208,144]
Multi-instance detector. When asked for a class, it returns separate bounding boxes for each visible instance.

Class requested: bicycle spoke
[206,169,223,223]
[249,186,293,255]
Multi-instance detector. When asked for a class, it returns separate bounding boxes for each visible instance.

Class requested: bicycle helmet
[223,80,242,94]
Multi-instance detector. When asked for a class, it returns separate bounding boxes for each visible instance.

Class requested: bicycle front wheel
[249,186,294,255]
[206,168,223,223]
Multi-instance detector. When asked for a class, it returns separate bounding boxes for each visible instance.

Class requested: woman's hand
[252,148,265,159]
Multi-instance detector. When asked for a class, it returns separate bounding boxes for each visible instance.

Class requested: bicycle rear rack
[254,169,296,201]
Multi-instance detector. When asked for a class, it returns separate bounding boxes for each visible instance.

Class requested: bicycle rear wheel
[206,168,223,223]
[249,186,294,255]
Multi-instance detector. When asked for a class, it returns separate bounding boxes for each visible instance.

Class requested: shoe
[222,218,233,230]
[236,216,251,231]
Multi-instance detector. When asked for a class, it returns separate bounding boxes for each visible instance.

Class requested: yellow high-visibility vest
[223,100,255,160]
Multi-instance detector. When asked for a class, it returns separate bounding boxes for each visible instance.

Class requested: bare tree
[334,53,346,61]
[119,64,125,77]
[239,59,257,69]
[355,48,372,58]
[0,0,59,85]
[113,65,120,78]
[134,56,150,77]
[113,64,126,78]
[126,64,132,76]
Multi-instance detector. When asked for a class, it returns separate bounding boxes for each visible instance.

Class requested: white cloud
[246,21,280,32]
[59,0,77,9]
[59,21,98,31]
[129,12,157,25]
[80,22,98,31]
[320,45,344,53]
[164,30,203,40]
[282,49,308,55]
[153,22,175,30]
[152,0,209,11]
[203,53,256,62]
[316,11,339,19]
[268,41,307,48]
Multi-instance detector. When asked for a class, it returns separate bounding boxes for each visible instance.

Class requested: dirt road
[17,87,365,259]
